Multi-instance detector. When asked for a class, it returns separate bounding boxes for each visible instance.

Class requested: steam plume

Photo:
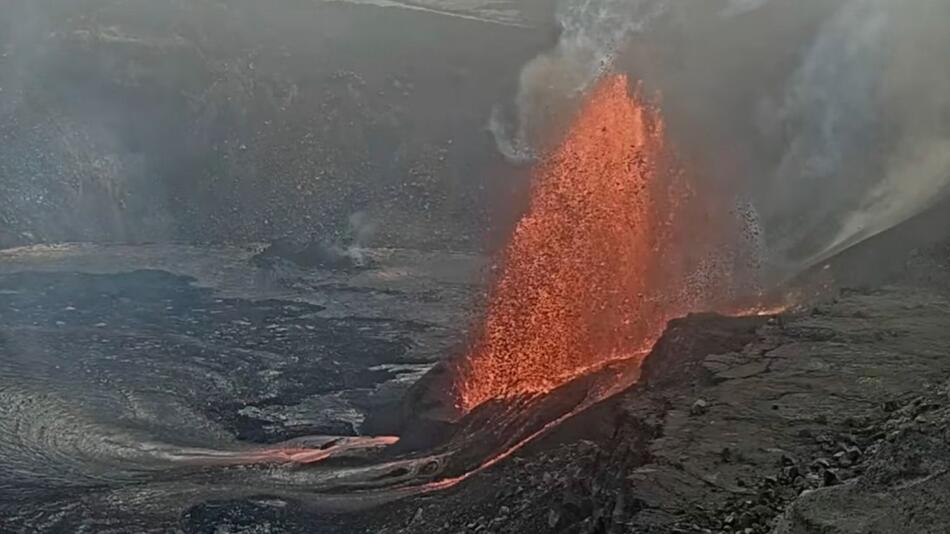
[490,0,670,162]
[495,0,950,282]
[764,0,950,272]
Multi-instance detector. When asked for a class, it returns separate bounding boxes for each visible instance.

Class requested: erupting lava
[457,74,759,412]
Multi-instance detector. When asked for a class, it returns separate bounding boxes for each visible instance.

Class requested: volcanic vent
[456,74,765,412]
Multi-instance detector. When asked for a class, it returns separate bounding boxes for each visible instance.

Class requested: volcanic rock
[251,238,374,271]
[690,398,709,416]
[346,273,950,534]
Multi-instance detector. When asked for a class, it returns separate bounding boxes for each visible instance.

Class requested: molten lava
[457,74,758,412]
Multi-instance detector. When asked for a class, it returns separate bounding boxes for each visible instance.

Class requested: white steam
[764,0,950,271]
[490,0,669,162]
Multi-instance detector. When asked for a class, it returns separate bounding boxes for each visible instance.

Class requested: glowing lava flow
[166,436,400,466]
[456,74,755,412]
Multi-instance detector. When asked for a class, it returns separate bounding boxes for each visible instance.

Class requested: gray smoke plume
[495,0,950,282]
[763,0,950,273]
[489,0,783,162]
[490,0,670,162]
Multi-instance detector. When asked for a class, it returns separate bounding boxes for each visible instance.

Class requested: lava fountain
[456,74,759,412]
[184,74,773,494]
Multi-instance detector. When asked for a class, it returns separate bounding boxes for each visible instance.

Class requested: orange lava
[456,74,757,412]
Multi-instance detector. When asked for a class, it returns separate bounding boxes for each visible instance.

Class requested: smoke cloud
[494,0,950,282]
[490,0,670,162]
[766,0,950,271]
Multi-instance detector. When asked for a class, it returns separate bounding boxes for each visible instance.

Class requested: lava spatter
[456,74,762,412]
